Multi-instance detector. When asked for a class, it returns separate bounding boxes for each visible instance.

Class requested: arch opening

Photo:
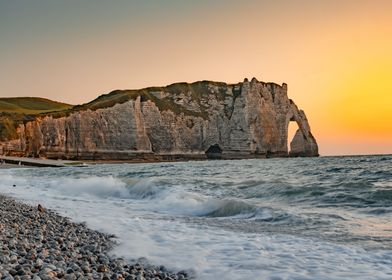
[287,120,300,155]
[205,144,223,159]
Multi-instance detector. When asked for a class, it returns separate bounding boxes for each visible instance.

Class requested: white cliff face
[3,79,318,159]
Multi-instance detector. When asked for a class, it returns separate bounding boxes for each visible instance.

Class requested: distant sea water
[1,155,392,280]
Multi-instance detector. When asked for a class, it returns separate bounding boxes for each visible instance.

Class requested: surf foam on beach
[1,155,392,279]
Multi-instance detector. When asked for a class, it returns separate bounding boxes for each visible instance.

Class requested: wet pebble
[0,195,191,280]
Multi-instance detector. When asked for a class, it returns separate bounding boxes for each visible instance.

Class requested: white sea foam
[50,176,131,198]
[373,181,392,188]
[1,157,392,280]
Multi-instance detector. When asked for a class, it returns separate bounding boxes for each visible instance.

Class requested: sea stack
[0,78,318,160]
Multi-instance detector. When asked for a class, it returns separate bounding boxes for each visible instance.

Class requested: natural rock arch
[0,78,319,160]
[285,105,319,157]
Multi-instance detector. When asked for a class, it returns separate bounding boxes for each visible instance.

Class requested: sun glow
[329,57,392,140]
[1,0,391,155]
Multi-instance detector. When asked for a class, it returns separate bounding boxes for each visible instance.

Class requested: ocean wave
[371,189,392,202]
[124,179,165,199]
[132,186,271,220]
[3,156,392,280]
[373,181,392,188]
[202,200,261,218]
[30,176,167,201]
[49,176,131,199]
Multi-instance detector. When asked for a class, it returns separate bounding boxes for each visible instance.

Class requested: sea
[1,155,392,280]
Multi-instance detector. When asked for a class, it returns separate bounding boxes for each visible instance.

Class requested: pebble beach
[0,195,190,280]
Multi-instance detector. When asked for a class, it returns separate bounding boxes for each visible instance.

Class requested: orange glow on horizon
[326,56,392,142]
[0,1,391,155]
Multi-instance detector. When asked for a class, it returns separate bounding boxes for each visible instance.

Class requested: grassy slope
[0,97,73,141]
[0,97,72,114]
[64,80,231,119]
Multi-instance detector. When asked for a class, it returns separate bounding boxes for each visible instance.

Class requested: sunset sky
[1,0,391,155]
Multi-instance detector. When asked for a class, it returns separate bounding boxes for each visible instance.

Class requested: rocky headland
[0,195,190,280]
[0,78,318,160]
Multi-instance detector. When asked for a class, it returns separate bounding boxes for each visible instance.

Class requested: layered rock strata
[0,78,318,160]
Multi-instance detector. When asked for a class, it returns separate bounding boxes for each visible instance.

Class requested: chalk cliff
[0,78,318,160]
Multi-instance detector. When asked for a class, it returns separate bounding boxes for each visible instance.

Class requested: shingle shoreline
[0,195,190,280]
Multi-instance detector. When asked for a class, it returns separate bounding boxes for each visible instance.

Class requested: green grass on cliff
[48,81,233,120]
[0,97,73,114]
[0,97,73,141]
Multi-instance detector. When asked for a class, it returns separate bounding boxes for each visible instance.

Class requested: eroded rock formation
[0,78,319,160]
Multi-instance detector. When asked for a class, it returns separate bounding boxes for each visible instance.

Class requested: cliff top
[54,79,285,118]
[0,97,73,141]
[0,79,286,141]
[0,97,73,114]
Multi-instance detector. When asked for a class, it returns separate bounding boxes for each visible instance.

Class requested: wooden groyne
[0,156,84,167]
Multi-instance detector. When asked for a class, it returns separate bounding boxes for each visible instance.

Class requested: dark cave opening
[205,144,223,159]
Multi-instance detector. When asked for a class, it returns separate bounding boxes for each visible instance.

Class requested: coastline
[0,151,303,169]
[0,194,190,280]
[0,154,390,170]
